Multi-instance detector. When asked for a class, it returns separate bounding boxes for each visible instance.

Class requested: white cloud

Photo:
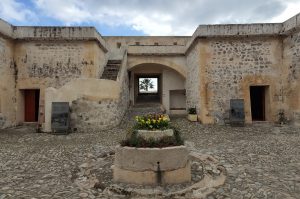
[1,0,300,35]
[270,0,300,22]
[0,0,36,22]
[35,0,92,25]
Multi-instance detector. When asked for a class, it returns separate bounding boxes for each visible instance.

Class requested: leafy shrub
[277,109,288,124]
[120,126,184,148]
[188,107,197,114]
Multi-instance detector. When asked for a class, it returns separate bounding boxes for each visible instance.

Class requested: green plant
[120,126,184,148]
[139,78,154,91]
[135,114,170,130]
[120,114,184,148]
[188,107,197,114]
[278,109,288,124]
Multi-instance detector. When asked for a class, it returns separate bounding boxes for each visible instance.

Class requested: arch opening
[128,63,186,115]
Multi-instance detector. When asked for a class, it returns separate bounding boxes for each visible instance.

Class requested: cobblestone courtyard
[0,118,299,198]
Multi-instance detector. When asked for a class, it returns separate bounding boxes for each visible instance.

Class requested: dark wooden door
[25,90,36,122]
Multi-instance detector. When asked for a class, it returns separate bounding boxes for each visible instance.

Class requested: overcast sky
[0,0,299,36]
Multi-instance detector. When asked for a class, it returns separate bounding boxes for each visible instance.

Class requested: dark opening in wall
[135,75,161,104]
[117,42,122,48]
[154,42,159,46]
[135,42,140,45]
[24,89,40,122]
[173,42,177,45]
[250,86,267,121]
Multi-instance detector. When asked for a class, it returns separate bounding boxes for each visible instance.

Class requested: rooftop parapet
[186,12,300,53]
[0,18,14,38]
[0,19,107,52]
[194,23,282,37]
[186,23,282,53]
[281,13,300,34]
[128,45,186,56]
[13,26,107,52]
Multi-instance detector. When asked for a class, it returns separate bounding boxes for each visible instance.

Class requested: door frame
[249,85,270,122]
[23,89,40,123]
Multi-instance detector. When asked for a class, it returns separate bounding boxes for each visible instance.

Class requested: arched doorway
[129,63,186,115]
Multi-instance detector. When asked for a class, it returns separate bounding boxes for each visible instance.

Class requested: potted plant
[121,114,182,147]
[113,114,191,185]
[187,107,197,122]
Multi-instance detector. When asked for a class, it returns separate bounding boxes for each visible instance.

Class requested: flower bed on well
[120,114,184,148]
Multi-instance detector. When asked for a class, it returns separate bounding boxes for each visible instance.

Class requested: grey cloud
[31,0,294,35]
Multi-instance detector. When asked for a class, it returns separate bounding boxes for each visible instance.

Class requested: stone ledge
[112,161,191,185]
[0,19,13,38]
[114,145,189,171]
[137,129,174,141]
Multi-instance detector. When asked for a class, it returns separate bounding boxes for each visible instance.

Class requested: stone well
[112,145,191,185]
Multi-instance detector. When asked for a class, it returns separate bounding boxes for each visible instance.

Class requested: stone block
[137,129,174,141]
[112,165,156,185]
[112,161,191,185]
[114,145,189,171]
[162,161,191,184]
[187,114,198,122]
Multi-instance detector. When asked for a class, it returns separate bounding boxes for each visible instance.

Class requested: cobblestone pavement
[0,118,299,198]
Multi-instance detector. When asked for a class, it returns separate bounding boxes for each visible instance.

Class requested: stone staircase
[101,60,122,80]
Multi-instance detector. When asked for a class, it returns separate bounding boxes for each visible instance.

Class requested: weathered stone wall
[104,36,189,50]
[186,40,200,113]
[70,61,130,132]
[15,40,105,88]
[283,31,300,125]
[70,97,122,131]
[68,51,129,132]
[198,37,284,124]
[13,40,106,124]
[0,36,16,128]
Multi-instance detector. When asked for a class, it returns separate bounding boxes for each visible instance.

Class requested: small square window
[117,42,122,48]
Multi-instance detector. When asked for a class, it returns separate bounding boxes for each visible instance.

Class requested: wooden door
[25,90,36,122]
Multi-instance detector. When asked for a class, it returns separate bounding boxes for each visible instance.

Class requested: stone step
[100,59,122,80]
[108,60,122,64]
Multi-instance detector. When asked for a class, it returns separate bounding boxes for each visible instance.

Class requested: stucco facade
[0,13,299,131]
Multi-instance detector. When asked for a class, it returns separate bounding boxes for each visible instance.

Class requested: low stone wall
[113,145,191,185]
[44,78,121,132]
[70,74,129,132]
[70,96,125,132]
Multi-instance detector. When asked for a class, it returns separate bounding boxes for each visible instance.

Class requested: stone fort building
[0,13,299,131]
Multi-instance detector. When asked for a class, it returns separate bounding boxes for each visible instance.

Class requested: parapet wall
[13,26,107,52]
[0,19,13,38]
[282,13,300,34]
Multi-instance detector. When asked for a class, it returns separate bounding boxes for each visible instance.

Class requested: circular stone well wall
[112,145,191,185]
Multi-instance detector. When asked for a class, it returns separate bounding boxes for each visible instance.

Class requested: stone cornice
[0,20,107,52]
[185,12,300,54]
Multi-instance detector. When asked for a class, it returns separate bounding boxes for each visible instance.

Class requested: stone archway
[128,57,187,79]
[128,62,186,115]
